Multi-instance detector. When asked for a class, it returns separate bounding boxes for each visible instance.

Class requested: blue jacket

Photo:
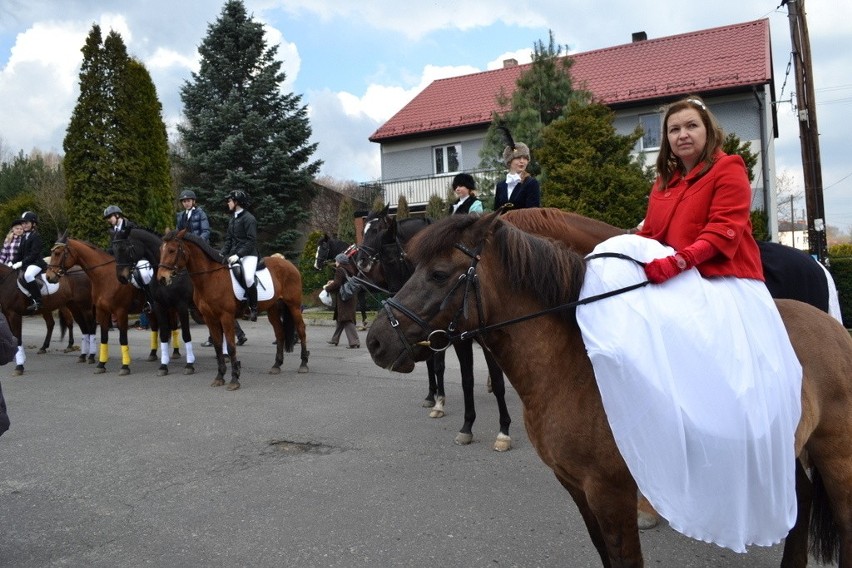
[176,207,211,241]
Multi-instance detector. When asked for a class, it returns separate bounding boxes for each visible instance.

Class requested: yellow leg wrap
[172,329,179,348]
[99,343,109,364]
[150,331,158,350]
[121,344,131,366]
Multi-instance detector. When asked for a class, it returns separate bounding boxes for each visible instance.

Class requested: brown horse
[0,263,97,374]
[156,229,309,390]
[45,235,146,375]
[366,213,852,567]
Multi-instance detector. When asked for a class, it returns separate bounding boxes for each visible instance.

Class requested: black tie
[182,211,189,227]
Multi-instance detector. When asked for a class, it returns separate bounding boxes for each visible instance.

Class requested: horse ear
[479,210,505,239]
[177,228,187,238]
[380,204,390,217]
[56,229,68,243]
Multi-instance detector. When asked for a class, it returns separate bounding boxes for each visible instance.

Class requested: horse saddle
[130,260,153,288]
[17,273,60,297]
[228,261,274,302]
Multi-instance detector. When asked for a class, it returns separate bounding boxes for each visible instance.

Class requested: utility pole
[784,0,827,262]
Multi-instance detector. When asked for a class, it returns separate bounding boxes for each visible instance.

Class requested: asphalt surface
[0,315,830,567]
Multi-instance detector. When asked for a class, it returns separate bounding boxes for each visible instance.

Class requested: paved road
[0,316,827,567]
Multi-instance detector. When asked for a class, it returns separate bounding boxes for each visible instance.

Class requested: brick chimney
[503,58,518,68]
[632,31,647,42]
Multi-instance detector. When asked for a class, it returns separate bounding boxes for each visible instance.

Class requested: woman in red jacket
[576,96,802,553]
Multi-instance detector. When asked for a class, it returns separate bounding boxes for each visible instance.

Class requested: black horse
[111,226,196,376]
[314,234,368,329]
[357,209,511,451]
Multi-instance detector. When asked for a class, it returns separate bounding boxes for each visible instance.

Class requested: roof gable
[371,19,771,142]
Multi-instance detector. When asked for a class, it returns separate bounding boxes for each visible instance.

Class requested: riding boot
[235,321,248,346]
[246,285,258,322]
[142,284,154,314]
[25,279,42,312]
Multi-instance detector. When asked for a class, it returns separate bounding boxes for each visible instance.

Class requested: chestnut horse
[366,213,852,567]
[157,229,308,390]
[0,263,97,374]
[46,235,146,375]
[111,226,195,376]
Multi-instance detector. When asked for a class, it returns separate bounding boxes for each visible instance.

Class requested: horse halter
[382,241,486,355]
[158,239,187,274]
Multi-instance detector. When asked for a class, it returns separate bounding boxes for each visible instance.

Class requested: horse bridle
[381,241,650,358]
[48,241,115,277]
[159,237,228,276]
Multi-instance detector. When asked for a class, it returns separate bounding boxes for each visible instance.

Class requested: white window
[639,113,662,151]
[434,144,460,175]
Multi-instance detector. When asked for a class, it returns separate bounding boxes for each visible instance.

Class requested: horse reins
[382,245,649,353]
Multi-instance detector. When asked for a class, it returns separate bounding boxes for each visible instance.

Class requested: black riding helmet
[225,190,251,208]
[20,211,38,224]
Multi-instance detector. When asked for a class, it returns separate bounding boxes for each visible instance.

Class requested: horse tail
[59,310,69,340]
[809,466,840,563]
[279,300,296,353]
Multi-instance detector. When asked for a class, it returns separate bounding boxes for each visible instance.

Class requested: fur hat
[451,173,476,192]
[335,253,350,264]
[502,142,530,166]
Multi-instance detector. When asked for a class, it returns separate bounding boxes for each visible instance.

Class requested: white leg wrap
[15,345,25,366]
[184,342,195,364]
[160,342,170,365]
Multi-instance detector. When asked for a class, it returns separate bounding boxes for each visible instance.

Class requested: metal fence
[355,168,498,209]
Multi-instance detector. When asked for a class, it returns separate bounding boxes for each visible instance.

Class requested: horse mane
[163,229,224,263]
[502,208,625,243]
[408,215,586,310]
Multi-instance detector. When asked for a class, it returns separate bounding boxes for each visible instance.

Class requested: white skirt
[576,235,802,553]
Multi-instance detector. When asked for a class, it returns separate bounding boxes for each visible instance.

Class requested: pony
[357,209,510,451]
[157,229,309,390]
[366,212,852,567]
[45,234,146,375]
[111,226,196,376]
[0,262,97,375]
[313,233,368,328]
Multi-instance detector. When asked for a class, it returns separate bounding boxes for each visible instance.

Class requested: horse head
[45,232,73,283]
[157,229,188,286]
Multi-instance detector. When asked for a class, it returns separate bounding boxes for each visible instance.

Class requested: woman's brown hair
[655,95,724,189]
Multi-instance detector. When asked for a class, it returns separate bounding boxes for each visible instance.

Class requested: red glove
[644,239,718,284]
[644,255,685,284]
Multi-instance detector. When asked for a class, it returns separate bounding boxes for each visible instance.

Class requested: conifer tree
[64,26,172,244]
[179,0,321,254]
[396,195,410,219]
[537,98,651,228]
[337,197,355,244]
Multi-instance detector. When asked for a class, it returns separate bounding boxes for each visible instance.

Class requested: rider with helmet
[15,211,47,312]
[103,204,152,314]
[220,190,260,322]
[176,189,211,242]
[178,190,248,346]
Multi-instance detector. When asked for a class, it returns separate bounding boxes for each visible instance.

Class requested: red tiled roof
[370,19,771,142]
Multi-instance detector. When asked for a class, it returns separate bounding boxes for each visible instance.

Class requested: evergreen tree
[426,194,447,220]
[722,133,758,183]
[179,0,321,254]
[537,98,651,228]
[396,195,410,219]
[63,26,172,244]
[337,197,355,244]
[479,30,579,176]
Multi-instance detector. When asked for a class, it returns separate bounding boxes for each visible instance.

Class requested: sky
[1,0,851,230]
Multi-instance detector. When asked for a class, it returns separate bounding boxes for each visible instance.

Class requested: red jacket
[637,152,763,280]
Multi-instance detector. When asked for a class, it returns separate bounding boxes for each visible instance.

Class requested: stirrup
[27,300,41,312]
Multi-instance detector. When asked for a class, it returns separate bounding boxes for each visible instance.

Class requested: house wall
[376,90,778,240]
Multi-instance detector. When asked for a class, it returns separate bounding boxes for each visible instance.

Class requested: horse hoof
[226,382,240,391]
[119,367,131,376]
[268,367,281,375]
[146,354,157,362]
[638,511,660,530]
[298,364,308,374]
[184,365,195,375]
[493,433,512,452]
[454,432,474,446]
[94,367,106,374]
[77,355,86,363]
[429,408,445,419]
[37,348,47,355]
[13,366,23,376]
[64,346,78,353]
[422,398,436,408]
[87,356,96,364]
[157,366,168,377]
[172,350,181,358]
[211,379,225,387]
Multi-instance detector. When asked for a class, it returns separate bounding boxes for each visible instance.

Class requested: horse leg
[147,310,159,362]
[453,340,476,446]
[423,356,438,408]
[482,347,511,452]
[209,326,226,387]
[38,311,55,354]
[9,313,25,375]
[179,308,195,375]
[95,309,111,374]
[155,306,171,376]
[779,460,812,568]
[62,307,76,352]
[117,313,131,376]
[268,305,284,375]
[293,305,310,374]
[223,319,240,391]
